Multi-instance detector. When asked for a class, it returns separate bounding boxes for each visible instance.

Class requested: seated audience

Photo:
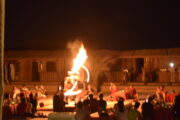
[173,94,180,120]
[3,93,12,106]
[53,89,66,112]
[17,97,28,116]
[128,101,140,120]
[128,86,139,100]
[25,98,34,117]
[109,82,118,101]
[21,84,30,98]
[39,85,47,96]
[114,97,129,120]
[2,93,13,119]
[98,93,107,117]
[166,90,177,102]
[29,93,38,113]
[75,101,90,120]
[141,96,155,120]
[12,86,21,100]
[88,94,98,113]
[154,103,174,120]
[156,85,167,103]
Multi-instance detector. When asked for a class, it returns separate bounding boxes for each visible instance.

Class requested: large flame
[71,45,87,73]
[64,44,90,96]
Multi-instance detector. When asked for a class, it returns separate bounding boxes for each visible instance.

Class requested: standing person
[141,67,145,82]
[128,102,141,120]
[169,66,175,83]
[123,69,128,83]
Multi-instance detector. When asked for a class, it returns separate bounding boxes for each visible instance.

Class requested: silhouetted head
[29,93,33,99]
[89,94,93,100]
[175,94,180,104]
[20,92,25,98]
[21,98,27,103]
[4,93,10,99]
[99,93,104,100]
[134,101,140,109]
[76,101,83,109]
[117,97,125,112]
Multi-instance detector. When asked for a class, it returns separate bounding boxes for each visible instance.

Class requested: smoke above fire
[67,40,83,57]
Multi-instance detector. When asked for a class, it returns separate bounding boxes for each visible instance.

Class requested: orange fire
[72,45,87,73]
[64,44,90,96]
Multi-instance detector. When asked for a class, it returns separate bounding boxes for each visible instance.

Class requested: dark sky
[5,0,180,51]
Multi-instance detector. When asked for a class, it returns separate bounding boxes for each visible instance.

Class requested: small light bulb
[169,62,174,68]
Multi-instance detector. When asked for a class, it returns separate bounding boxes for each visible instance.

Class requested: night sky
[5,0,180,51]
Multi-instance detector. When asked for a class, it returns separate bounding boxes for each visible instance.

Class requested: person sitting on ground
[165,89,177,102]
[114,97,129,120]
[3,93,12,106]
[25,98,34,117]
[2,93,13,120]
[128,101,141,120]
[12,86,21,100]
[21,84,30,98]
[109,82,118,101]
[75,101,90,120]
[17,97,28,117]
[98,93,107,117]
[88,94,98,113]
[29,93,38,114]
[129,86,139,100]
[53,88,66,112]
[39,85,47,97]
[173,94,180,120]
[156,85,167,103]
[34,85,39,92]
[141,96,155,120]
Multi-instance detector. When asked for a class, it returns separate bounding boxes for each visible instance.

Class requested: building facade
[4,48,180,85]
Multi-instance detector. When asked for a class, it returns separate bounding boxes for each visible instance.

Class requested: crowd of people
[2,83,180,120]
[73,93,180,120]
[52,83,180,120]
[2,84,47,119]
[108,83,139,101]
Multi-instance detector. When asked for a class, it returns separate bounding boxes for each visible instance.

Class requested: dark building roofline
[4,48,180,59]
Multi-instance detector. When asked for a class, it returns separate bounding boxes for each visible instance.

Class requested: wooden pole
[0,0,5,119]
